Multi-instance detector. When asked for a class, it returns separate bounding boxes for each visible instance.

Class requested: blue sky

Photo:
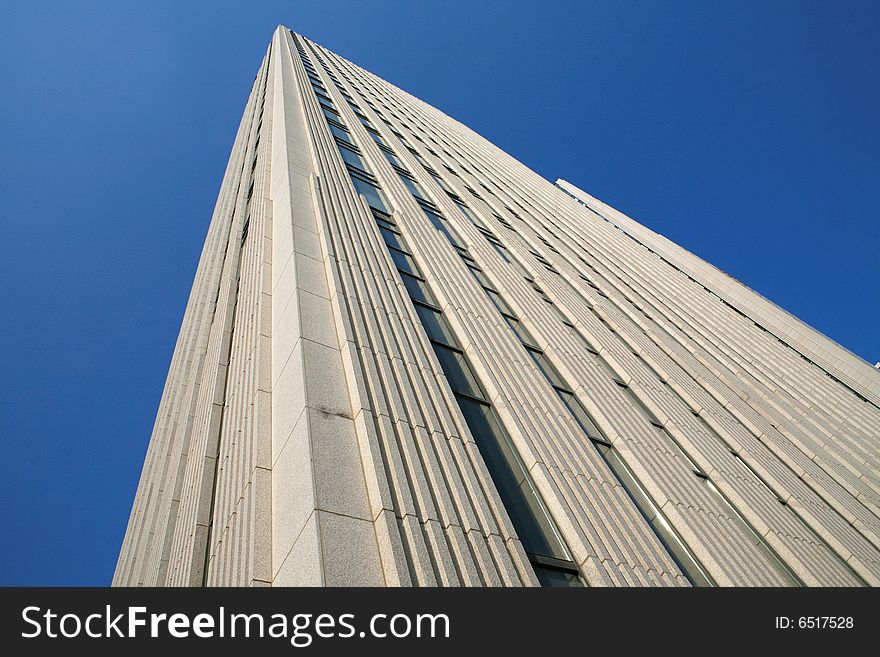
[0,1,876,585]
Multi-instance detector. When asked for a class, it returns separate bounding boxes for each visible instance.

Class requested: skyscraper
[113,27,880,587]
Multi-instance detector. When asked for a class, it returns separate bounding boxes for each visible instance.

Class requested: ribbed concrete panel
[113,48,273,586]
[114,26,879,587]
[556,179,880,406]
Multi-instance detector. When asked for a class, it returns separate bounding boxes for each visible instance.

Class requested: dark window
[398,173,426,200]
[380,148,402,168]
[337,143,365,170]
[530,283,552,304]
[657,427,705,476]
[529,350,569,392]
[491,242,512,264]
[701,478,800,583]
[389,247,418,275]
[415,304,457,348]
[628,392,664,428]
[432,345,485,399]
[400,271,435,306]
[594,441,715,587]
[429,172,451,192]
[485,288,516,318]
[455,396,571,562]
[349,174,389,213]
[422,208,461,247]
[557,391,605,442]
[533,564,584,587]
[314,90,334,104]
[373,213,397,232]
[378,225,405,252]
[455,202,482,227]
[415,196,440,212]
[321,105,342,123]
[467,266,494,291]
[505,316,539,349]
[328,122,352,144]
[456,247,475,263]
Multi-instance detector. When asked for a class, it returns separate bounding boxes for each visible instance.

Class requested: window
[378,225,405,252]
[380,147,402,168]
[389,247,418,275]
[314,90,334,105]
[415,196,440,212]
[328,122,353,144]
[392,130,410,146]
[454,201,482,227]
[529,283,552,304]
[337,143,365,170]
[529,350,569,391]
[321,105,342,123]
[457,230,715,587]
[372,211,397,231]
[456,396,571,563]
[557,391,604,442]
[429,172,451,193]
[415,304,457,348]
[398,173,426,200]
[409,149,429,167]
[467,266,494,292]
[432,344,485,399]
[533,563,584,588]
[485,234,504,249]
[657,427,705,476]
[369,131,388,148]
[421,208,462,247]
[503,317,538,350]
[464,185,483,200]
[626,391,664,428]
[349,174,389,214]
[330,84,584,589]
[702,478,800,585]
[399,271,435,306]
[594,441,715,587]
[485,288,516,318]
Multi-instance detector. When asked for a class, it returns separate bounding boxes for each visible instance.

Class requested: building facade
[113,27,880,587]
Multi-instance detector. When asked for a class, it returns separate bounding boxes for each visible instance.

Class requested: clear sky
[0,1,877,585]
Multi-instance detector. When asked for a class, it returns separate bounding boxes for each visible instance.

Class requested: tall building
[113,27,880,587]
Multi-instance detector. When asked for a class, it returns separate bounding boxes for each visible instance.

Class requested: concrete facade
[113,27,880,587]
